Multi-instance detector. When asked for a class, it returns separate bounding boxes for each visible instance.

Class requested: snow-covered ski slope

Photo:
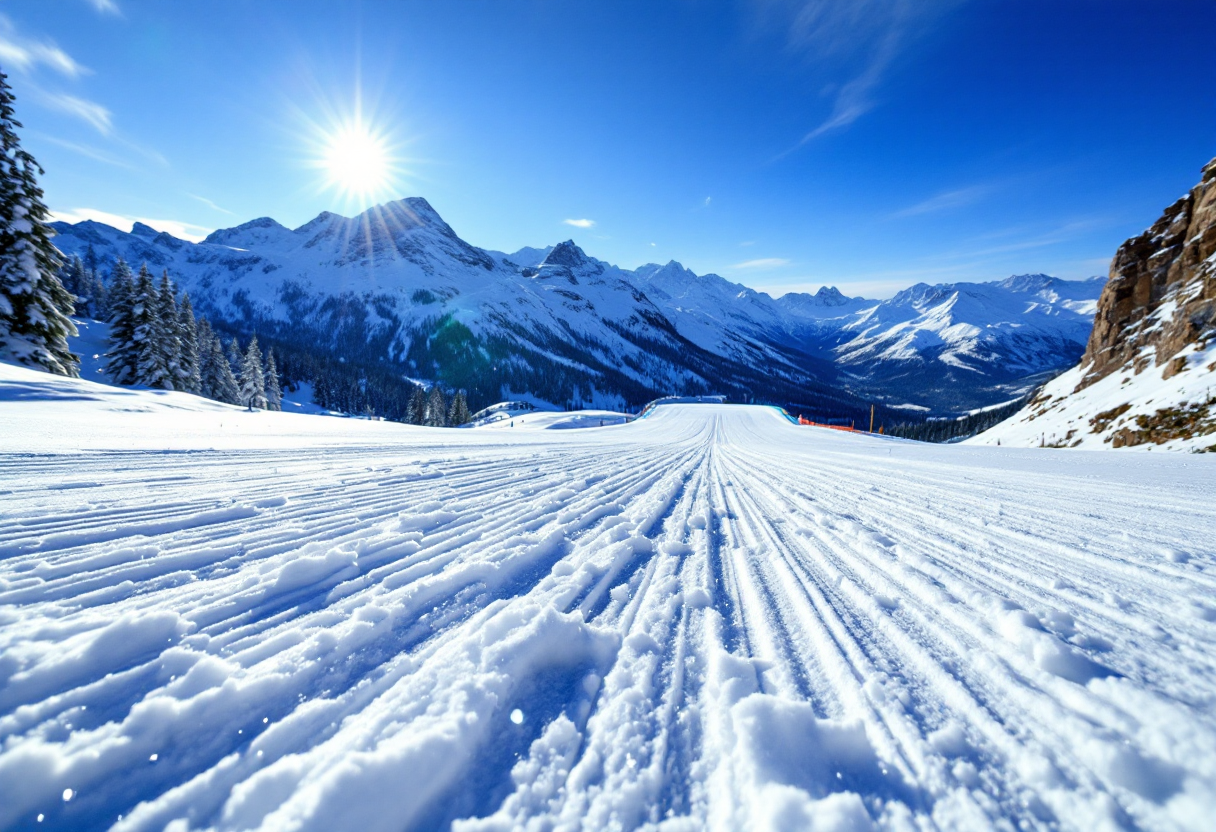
[2,391,1215,831]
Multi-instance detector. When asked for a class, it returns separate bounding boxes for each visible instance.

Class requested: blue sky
[4,0,1215,298]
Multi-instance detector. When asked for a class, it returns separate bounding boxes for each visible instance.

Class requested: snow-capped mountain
[51,200,867,419]
[974,156,1216,451]
[50,199,1104,417]
[826,274,1104,412]
[624,263,1103,412]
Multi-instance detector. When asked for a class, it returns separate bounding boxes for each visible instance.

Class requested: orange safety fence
[797,415,868,433]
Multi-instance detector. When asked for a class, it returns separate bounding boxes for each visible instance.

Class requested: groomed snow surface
[2,367,1216,831]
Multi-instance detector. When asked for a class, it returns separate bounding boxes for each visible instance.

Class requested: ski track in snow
[1,404,1215,831]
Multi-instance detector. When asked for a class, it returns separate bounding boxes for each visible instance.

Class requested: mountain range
[49,199,1104,418]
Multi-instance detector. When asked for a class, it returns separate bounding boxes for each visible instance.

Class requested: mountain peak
[346,197,459,239]
[204,216,289,246]
[293,211,342,234]
[398,196,441,222]
[999,273,1058,293]
[541,239,591,269]
[633,260,696,283]
[130,222,158,239]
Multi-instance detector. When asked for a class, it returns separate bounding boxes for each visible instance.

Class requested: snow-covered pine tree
[103,259,139,384]
[63,255,103,318]
[84,245,98,275]
[177,294,200,394]
[59,254,85,307]
[407,385,426,425]
[194,317,215,397]
[226,337,242,377]
[132,264,172,388]
[210,336,240,404]
[263,348,282,411]
[239,335,266,410]
[88,269,108,319]
[425,385,447,427]
[157,272,182,388]
[0,70,78,376]
[448,390,471,426]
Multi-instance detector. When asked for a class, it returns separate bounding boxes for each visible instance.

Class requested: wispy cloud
[892,184,991,218]
[739,240,756,247]
[37,134,133,168]
[704,196,713,207]
[85,0,122,15]
[930,217,1110,261]
[189,194,236,216]
[1076,256,1112,275]
[37,131,167,171]
[40,92,112,134]
[797,34,897,144]
[0,16,88,77]
[731,257,791,270]
[563,218,595,228]
[50,207,212,243]
[762,0,961,153]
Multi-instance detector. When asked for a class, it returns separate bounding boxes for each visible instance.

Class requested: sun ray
[321,120,390,199]
[303,103,406,211]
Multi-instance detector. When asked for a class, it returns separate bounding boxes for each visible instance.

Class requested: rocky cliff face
[972,157,1216,452]
[1081,157,1216,386]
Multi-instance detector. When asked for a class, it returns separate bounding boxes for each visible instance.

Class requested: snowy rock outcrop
[973,157,1216,451]
[1083,158,1216,384]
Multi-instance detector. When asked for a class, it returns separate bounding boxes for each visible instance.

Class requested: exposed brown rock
[1089,403,1131,434]
[1162,355,1188,379]
[1108,395,1215,448]
[1078,157,1216,390]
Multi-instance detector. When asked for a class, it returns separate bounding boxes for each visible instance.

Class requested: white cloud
[739,240,756,247]
[1076,256,1112,275]
[649,242,656,247]
[798,50,891,142]
[37,134,133,168]
[86,0,122,15]
[731,257,791,270]
[704,196,712,207]
[188,194,236,216]
[51,208,212,243]
[763,0,961,151]
[0,18,87,77]
[937,218,1109,260]
[892,185,990,218]
[40,92,112,134]
[39,131,168,169]
[563,218,595,228]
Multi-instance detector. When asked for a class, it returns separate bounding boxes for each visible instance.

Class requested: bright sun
[318,120,394,202]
